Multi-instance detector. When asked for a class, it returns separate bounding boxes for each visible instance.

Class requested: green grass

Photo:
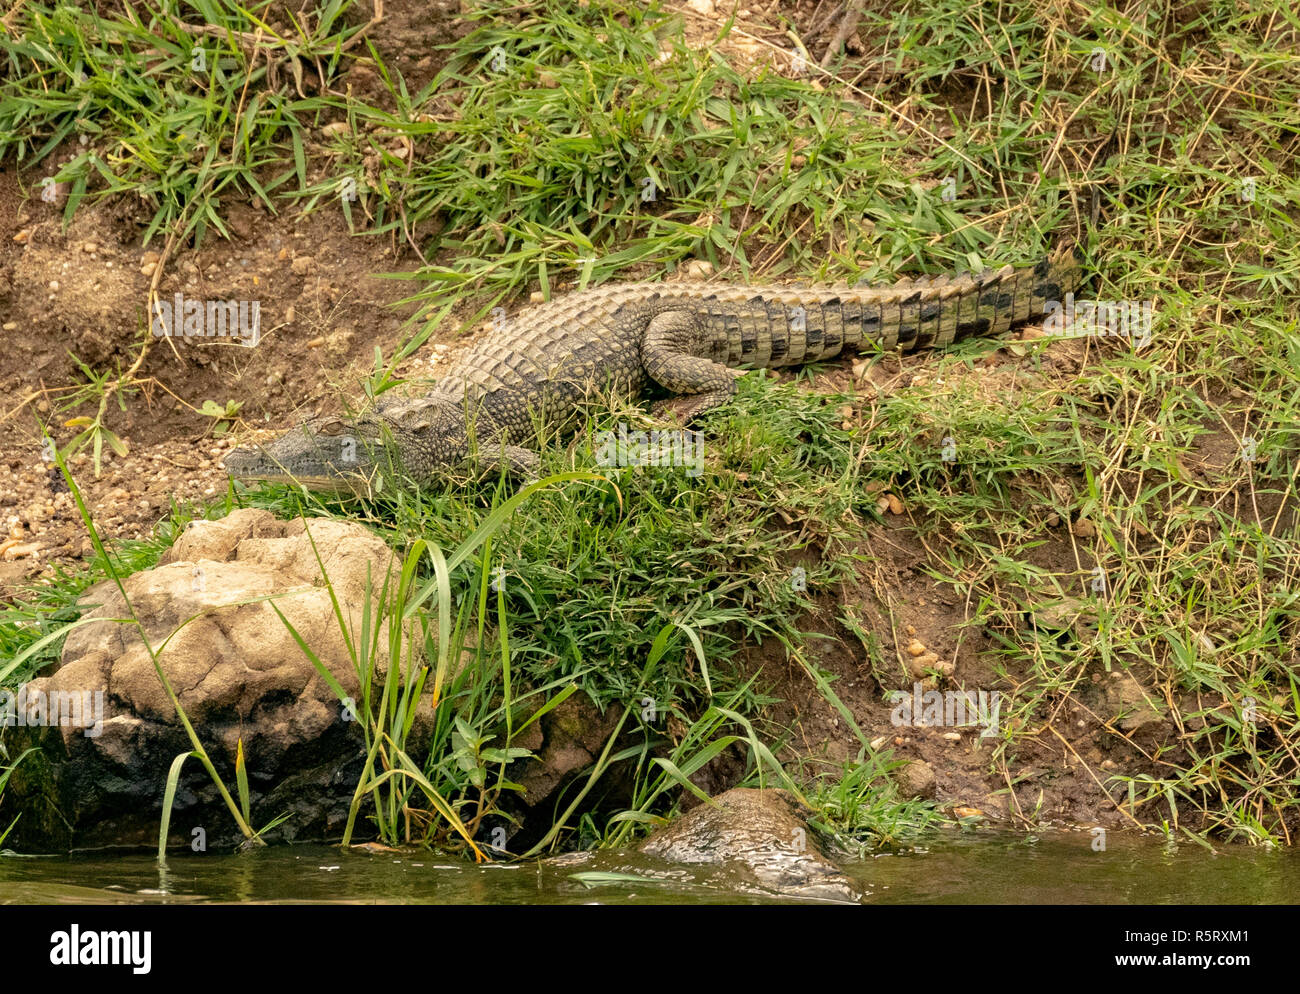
[0,0,368,245]
[1,0,1297,851]
[224,376,887,851]
[230,372,867,709]
[348,0,1083,337]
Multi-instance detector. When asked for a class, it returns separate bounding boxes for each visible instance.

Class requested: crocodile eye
[315,418,347,436]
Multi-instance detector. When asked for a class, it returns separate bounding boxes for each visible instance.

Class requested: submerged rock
[640,788,861,903]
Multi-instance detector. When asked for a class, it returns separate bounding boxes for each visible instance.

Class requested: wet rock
[640,788,860,903]
[0,509,428,852]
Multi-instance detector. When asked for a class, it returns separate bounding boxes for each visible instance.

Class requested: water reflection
[1,831,1295,905]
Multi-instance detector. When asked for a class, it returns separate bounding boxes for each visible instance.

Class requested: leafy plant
[199,399,243,436]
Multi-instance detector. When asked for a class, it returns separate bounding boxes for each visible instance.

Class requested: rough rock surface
[898,759,938,799]
[0,509,409,851]
[515,696,623,804]
[640,788,860,902]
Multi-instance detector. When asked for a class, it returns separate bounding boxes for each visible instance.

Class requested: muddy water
[2,832,1295,904]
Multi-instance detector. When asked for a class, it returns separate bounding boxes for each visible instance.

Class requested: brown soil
[0,0,471,594]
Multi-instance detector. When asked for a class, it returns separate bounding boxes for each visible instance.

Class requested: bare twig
[820,1,863,68]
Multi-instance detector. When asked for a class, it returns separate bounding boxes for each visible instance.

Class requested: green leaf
[158,751,198,861]
[235,738,251,822]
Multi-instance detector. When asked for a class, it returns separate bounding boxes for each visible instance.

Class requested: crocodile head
[224,403,470,494]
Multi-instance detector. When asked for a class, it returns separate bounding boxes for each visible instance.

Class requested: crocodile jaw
[222,462,375,494]
[223,451,387,495]
[223,414,402,493]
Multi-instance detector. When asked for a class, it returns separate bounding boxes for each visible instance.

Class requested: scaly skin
[224,247,1085,491]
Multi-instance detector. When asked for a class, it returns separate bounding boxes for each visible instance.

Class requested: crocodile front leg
[641,310,747,422]
[475,444,541,482]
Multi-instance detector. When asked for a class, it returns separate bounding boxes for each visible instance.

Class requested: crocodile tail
[887,243,1084,351]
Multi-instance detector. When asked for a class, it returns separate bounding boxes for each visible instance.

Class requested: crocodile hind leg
[641,310,746,422]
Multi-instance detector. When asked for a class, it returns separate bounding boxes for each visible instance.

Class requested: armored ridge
[224,246,1085,490]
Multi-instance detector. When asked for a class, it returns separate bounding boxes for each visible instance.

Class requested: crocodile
[224,246,1085,492]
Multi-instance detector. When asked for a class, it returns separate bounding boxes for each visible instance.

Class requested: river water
[2,831,1295,904]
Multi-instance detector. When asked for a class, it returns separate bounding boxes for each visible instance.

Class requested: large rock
[0,509,417,852]
[640,788,861,902]
[515,695,623,804]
